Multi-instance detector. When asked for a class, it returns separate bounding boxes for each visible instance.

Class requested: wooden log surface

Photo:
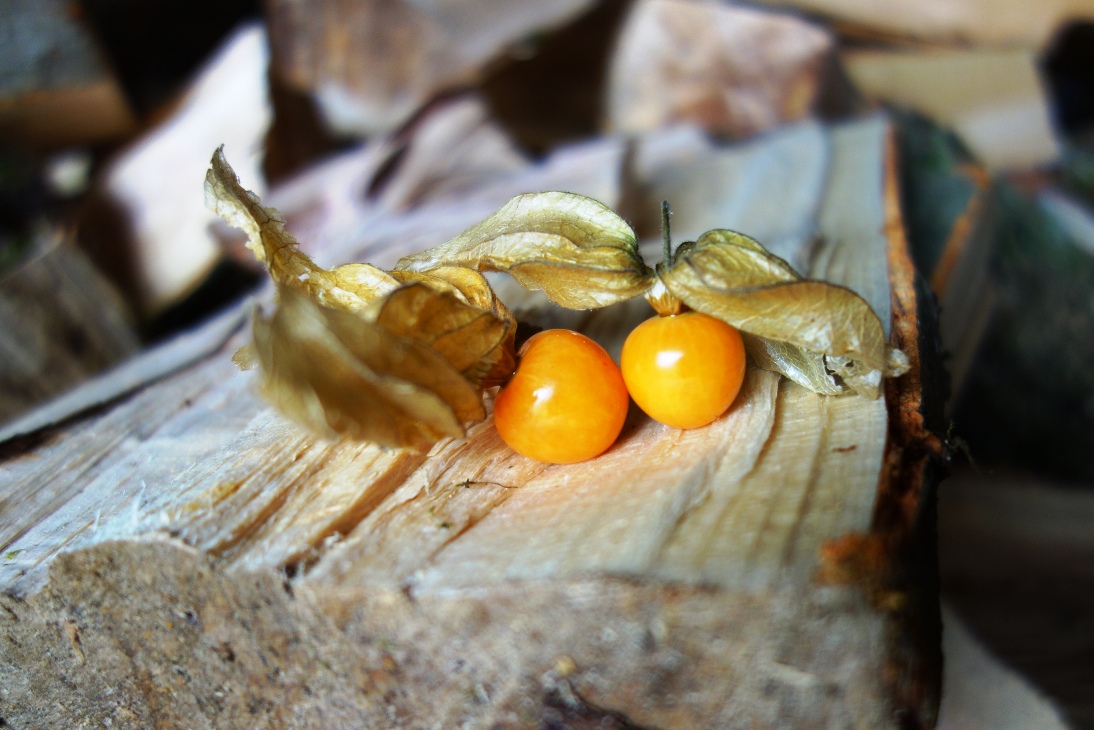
[755,0,1094,49]
[0,111,944,728]
[265,0,596,136]
[0,238,139,426]
[605,1,835,139]
[0,0,136,149]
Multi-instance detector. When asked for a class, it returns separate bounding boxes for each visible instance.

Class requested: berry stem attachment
[648,200,685,316]
[645,278,684,316]
[661,200,672,265]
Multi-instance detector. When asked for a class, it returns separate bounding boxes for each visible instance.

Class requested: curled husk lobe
[206,148,516,447]
[395,191,654,309]
[657,229,908,398]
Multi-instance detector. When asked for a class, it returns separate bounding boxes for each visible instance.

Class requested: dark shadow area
[940,470,1094,729]
[1044,22,1094,136]
[78,0,262,118]
[481,0,632,156]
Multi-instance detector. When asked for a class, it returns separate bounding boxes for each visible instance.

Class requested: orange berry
[494,329,629,464]
[620,312,746,429]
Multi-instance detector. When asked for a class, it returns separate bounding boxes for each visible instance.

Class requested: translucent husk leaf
[659,229,908,398]
[395,191,655,309]
[232,342,259,371]
[205,146,399,313]
[743,334,846,396]
[251,286,484,448]
[376,281,515,387]
[389,266,517,386]
[390,266,504,314]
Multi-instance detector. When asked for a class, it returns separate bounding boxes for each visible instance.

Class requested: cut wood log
[893,111,995,402]
[953,180,1094,483]
[606,0,836,139]
[77,23,271,319]
[939,472,1094,729]
[0,236,139,427]
[937,603,1071,730]
[264,0,597,136]
[0,116,944,727]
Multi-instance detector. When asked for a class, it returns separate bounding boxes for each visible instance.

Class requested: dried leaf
[659,229,908,397]
[827,348,909,400]
[825,355,883,400]
[207,150,517,445]
[390,266,517,386]
[205,146,399,313]
[677,229,801,285]
[251,286,484,448]
[232,342,259,371]
[395,191,654,309]
[743,334,846,396]
[376,282,514,387]
[392,266,512,320]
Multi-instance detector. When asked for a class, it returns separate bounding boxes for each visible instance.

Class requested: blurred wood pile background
[1,0,1093,728]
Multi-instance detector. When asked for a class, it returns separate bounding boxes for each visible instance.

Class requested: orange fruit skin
[494,330,629,464]
[620,313,746,429]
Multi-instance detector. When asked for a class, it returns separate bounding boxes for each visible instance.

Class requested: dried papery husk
[206,147,400,312]
[743,334,846,396]
[376,282,515,387]
[658,229,908,398]
[394,191,655,309]
[391,267,517,386]
[250,286,485,448]
[644,278,685,316]
[209,139,903,435]
[206,149,515,445]
[393,266,517,335]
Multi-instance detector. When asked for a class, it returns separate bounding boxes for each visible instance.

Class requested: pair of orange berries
[494,312,747,464]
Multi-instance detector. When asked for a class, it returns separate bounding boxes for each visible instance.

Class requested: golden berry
[495,330,629,463]
[621,312,746,429]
